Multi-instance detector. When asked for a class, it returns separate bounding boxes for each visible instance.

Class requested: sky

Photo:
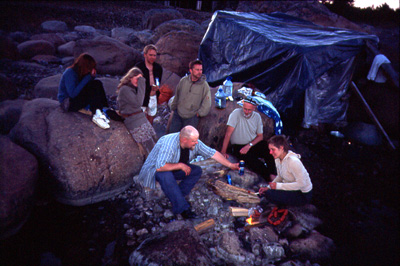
[353,0,399,9]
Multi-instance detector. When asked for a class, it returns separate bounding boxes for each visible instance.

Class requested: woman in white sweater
[259,135,312,206]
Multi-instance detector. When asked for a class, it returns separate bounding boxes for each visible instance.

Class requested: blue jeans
[155,164,202,214]
[168,112,199,133]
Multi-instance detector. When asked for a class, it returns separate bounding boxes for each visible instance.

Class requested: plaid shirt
[137,132,216,189]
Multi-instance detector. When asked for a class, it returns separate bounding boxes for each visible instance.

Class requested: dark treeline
[324,1,400,26]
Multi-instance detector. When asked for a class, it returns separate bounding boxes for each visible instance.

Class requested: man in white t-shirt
[221,99,276,180]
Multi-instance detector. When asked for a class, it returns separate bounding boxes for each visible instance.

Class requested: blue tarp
[199,11,379,128]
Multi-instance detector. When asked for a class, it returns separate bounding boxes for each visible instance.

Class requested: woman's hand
[91,68,97,77]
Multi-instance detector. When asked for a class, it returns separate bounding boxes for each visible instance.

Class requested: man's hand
[150,85,159,96]
[239,144,251,155]
[228,162,240,170]
[180,163,191,176]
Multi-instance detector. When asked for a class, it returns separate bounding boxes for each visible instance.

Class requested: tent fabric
[199,11,379,128]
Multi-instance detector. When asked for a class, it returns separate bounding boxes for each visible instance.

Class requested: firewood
[229,207,249,217]
[194,219,215,233]
[207,180,260,204]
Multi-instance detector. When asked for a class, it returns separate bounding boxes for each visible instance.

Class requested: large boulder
[156,31,203,76]
[30,33,66,48]
[0,99,26,134]
[41,20,68,33]
[9,98,145,206]
[17,40,55,59]
[142,9,184,30]
[289,230,336,262]
[129,220,212,266]
[151,19,204,43]
[160,67,181,94]
[197,83,275,150]
[33,74,120,100]
[74,35,141,75]
[0,135,38,239]
[57,41,75,56]
[33,74,62,100]
[111,27,136,44]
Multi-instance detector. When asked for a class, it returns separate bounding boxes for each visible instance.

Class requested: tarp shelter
[199,11,379,129]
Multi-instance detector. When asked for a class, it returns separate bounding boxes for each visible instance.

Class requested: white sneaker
[95,109,110,124]
[92,114,110,129]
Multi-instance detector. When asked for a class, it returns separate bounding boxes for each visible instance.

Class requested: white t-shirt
[227,108,263,145]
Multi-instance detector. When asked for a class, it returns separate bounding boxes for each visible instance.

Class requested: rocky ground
[0,1,399,266]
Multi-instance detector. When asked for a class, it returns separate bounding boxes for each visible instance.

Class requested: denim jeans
[168,112,199,133]
[155,164,202,214]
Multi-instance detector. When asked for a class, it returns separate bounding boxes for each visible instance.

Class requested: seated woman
[57,53,110,129]
[117,67,157,157]
[259,135,313,206]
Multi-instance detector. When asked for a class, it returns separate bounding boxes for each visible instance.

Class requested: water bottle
[155,77,160,87]
[223,76,233,99]
[215,86,226,109]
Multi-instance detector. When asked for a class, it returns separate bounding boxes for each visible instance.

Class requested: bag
[148,95,157,116]
[158,84,173,105]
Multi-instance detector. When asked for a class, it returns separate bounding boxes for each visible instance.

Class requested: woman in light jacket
[117,67,157,157]
[259,135,313,206]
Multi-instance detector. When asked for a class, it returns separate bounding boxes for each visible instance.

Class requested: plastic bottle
[223,76,233,99]
[215,86,226,109]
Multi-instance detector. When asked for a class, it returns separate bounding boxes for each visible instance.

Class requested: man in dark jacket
[135,44,163,124]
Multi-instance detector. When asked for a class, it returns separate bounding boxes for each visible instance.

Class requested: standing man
[136,126,239,219]
[135,44,163,124]
[221,98,277,180]
[169,59,211,133]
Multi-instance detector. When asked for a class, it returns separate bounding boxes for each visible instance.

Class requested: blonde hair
[116,67,143,93]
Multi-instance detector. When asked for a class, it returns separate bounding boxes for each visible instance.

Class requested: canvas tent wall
[199,11,379,129]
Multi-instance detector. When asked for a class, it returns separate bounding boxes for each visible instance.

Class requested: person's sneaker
[180,209,197,219]
[92,114,110,129]
[95,109,110,124]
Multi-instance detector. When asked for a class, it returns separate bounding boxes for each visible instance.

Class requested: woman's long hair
[69,53,96,80]
[116,67,143,93]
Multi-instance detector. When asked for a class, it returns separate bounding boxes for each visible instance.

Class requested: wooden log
[197,83,275,150]
[194,219,215,233]
[229,207,249,217]
[207,180,260,204]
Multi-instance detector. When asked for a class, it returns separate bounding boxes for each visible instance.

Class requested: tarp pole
[350,81,396,150]
[366,41,399,88]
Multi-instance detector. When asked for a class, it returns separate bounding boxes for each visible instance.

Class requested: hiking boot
[180,209,197,219]
[92,114,110,129]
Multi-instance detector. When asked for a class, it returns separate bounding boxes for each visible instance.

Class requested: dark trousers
[69,79,108,114]
[168,112,199,133]
[155,164,202,214]
[264,189,312,207]
[231,141,277,179]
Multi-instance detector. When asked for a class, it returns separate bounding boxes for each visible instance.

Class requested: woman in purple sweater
[57,53,110,129]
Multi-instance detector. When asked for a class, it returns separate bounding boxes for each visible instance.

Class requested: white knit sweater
[273,151,312,193]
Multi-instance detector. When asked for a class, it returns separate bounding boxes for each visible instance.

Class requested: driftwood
[197,83,275,150]
[207,180,260,204]
[194,219,215,234]
[229,207,249,217]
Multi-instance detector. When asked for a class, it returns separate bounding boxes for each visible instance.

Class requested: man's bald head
[180,126,199,139]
